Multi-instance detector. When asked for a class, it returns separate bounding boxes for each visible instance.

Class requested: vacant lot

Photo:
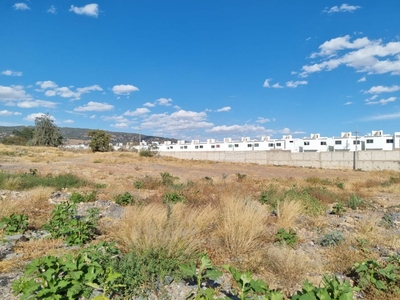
[1,145,400,299]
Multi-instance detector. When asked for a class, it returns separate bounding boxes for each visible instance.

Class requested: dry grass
[216,196,270,257]
[114,202,217,257]
[276,199,304,229]
[264,245,315,295]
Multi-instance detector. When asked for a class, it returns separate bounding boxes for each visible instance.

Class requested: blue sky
[1,1,400,140]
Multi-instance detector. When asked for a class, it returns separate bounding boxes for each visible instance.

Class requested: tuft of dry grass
[264,245,315,294]
[114,202,217,257]
[216,196,270,257]
[276,199,304,230]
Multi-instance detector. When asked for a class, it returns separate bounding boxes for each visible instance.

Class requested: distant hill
[0,126,177,145]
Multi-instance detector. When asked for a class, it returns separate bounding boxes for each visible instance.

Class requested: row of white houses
[153,130,400,153]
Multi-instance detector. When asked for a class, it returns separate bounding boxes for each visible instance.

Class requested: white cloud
[111,123,129,128]
[101,115,128,123]
[156,98,173,106]
[24,113,54,122]
[123,108,150,116]
[69,3,99,17]
[365,85,400,94]
[0,110,17,116]
[36,81,102,100]
[90,115,96,119]
[0,85,32,101]
[140,110,213,136]
[302,36,400,77]
[364,112,400,121]
[272,83,283,88]
[143,102,155,107]
[286,80,308,88]
[365,97,397,105]
[255,117,271,124]
[207,124,273,135]
[263,78,272,88]
[13,3,30,10]
[112,84,139,95]
[1,70,23,76]
[64,119,74,124]
[323,3,361,14]
[17,100,58,108]
[47,5,57,14]
[36,81,58,89]
[74,101,114,112]
[76,85,103,94]
[216,106,231,112]
[357,76,366,82]
[344,102,353,105]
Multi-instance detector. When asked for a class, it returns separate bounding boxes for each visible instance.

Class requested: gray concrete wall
[159,150,400,171]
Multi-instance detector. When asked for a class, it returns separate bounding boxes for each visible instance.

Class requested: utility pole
[353,126,359,170]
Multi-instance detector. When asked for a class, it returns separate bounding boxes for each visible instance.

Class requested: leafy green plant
[346,194,364,210]
[336,182,344,189]
[114,192,135,206]
[163,191,186,204]
[12,242,119,300]
[331,202,346,216]
[275,228,298,247]
[318,231,344,247]
[179,253,223,300]
[134,180,143,189]
[258,187,279,207]
[352,257,400,295]
[380,212,395,228]
[0,213,28,235]
[86,267,125,300]
[292,275,358,300]
[236,173,247,181]
[223,265,283,300]
[160,172,179,186]
[69,190,97,203]
[139,149,156,157]
[43,202,99,246]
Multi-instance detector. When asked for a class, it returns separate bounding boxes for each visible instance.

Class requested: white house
[364,130,394,151]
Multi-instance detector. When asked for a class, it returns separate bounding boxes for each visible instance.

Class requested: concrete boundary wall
[159,150,400,171]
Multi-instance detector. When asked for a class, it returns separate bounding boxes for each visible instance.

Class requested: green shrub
[69,190,97,203]
[0,213,29,235]
[139,149,156,157]
[258,187,279,207]
[114,192,135,206]
[134,180,143,189]
[160,172,179,186]
[318,231,344,247]
[163,192,186,204]
[43,202,99,246]
[346,194,364,210]
[292,275,358,300]
[12,242,120,300]
[331,202,346,216]
[275,228,298,247]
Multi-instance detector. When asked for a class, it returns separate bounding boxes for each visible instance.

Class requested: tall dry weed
[115,203,216,258]
[276,199,304,229]
[216,196,270,257]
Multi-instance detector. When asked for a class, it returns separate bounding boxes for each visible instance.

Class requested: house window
[321,141,326,145]
[184,146,187,149]
[366,139,373,144]
[216,145,220,148]
[289,141,293,143]
[234,144,239,147]
[199,145,203,149]
[335,141,342,145]
[195,146,199,149]
[386,139,394,143]
[211,145,215,149]
[254,143,259,147]
[247,144,252,148]
[170,146,173,149]
[276,143,281,147]
[304,141,310,146]
[353,141,360,145]
[228,144,233,148]
[268,143,274,147]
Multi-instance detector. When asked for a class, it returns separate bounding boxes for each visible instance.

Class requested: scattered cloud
[69,3,99,17]
[74,101,114,112]
[47,5,57,14]
[365,85,400,94]
[24,113,54,122]
[36,80,58,89]
[272,83,283,88]
[216,106,231,112]
[17,100,58,108]
[344,102,353,105]
[111,123,129,128]
[365,96,397,105]
[255,117,272,124]
[2,70,23,76]
[101,115,129,123]
[0,85,32,101]
[0,110,21,116]
[112,84,139,95]
[263,78,272,88]
[13,3,30,10]
[36,81,102,100]
[364,112,400,121]
[301,35,400,77]
[156,98,173,106]
[286,80,308,88]
[357,76,366,82]
[323,3,361,14]
[207,124,273,136]
[123,108,150,116]
[76,85,103,94]
[63,119,74,123]
[143,102,155,107]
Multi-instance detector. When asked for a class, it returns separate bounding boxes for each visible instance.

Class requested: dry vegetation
[1,144,400,299]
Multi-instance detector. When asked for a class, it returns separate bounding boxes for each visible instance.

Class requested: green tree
[1,127,34,145]
[30,113,63,147]
[88,130,111,152]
